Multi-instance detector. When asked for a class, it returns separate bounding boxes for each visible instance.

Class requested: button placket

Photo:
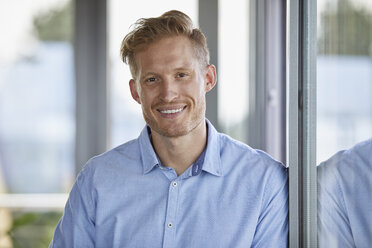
[163,180,180,247]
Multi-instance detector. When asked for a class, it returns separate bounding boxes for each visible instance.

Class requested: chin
[143,111,204,138]
[153,126,190,138]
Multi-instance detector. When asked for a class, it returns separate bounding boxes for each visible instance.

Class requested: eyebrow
[174,67,193,72]
[140,67,193,78]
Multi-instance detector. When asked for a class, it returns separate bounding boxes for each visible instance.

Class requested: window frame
[287,0,317,247]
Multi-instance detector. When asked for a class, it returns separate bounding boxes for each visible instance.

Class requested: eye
[145,77,157,83]
[177,72,188,78]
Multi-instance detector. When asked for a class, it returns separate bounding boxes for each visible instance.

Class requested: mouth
[157,105,187,118]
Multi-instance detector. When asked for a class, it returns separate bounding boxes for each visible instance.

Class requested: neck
[151,120,207,176]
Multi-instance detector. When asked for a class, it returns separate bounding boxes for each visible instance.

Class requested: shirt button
[167,222,173,228]
[172,181,178,187]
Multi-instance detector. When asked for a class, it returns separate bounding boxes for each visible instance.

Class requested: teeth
[160,108,183,114]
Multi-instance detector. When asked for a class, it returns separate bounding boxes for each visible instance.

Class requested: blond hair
[120,10,210,79]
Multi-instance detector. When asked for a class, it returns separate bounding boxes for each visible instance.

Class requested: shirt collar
[138,119,223,177]
[139,126,159,174]
[203,119,223,176]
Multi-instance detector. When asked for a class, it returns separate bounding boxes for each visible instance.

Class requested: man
[318,138,372,247]
[50,10,288,247]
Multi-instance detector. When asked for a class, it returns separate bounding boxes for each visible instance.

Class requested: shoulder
[318,138,372,180]
[91,139,140,165]
[79,138,142,182]
[64,138,144,210]
[219,133,286,167]
[317,138,372,205]
[217,132,287,182]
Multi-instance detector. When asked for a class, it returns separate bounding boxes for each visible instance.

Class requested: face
[129,36,216,138]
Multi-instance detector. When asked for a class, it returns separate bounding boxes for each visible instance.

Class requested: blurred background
[0,0,371,247]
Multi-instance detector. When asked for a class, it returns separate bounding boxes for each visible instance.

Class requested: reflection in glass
[318,138,372,247]
[317,0,372,247]
[317,0,372,163]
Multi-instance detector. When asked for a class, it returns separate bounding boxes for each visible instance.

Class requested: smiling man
[50,10,288,248]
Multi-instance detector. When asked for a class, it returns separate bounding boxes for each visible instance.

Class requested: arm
[317,163,354,248]
[49,169,95,248]
[251,165,288,248]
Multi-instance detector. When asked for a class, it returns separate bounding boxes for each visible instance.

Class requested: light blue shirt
[50,120,288,247]
[318,138,372,248]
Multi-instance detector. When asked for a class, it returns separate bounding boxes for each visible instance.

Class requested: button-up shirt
[50,120,288,247]
[318,138,372,248]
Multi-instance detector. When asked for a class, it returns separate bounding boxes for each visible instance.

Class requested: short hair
[120,10,210,79]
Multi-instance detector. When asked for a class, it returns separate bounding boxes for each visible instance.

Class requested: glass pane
[0,0,75,194]
[6,210,62,248]
[218,0,249,143]
[108,0,198,148]
[317,0,372,246]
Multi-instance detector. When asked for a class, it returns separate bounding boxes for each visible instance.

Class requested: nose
[159,78,178,102]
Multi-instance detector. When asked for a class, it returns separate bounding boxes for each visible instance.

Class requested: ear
[129,79,141,104]
[204,64,217,92]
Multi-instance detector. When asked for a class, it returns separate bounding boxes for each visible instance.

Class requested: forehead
[135,36,200,73]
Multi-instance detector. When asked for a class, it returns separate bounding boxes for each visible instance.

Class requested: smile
[157,105,187,118]
[159,108,184,114]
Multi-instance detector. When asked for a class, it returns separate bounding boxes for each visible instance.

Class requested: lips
[159,107,184,114]
[156,105,187,118]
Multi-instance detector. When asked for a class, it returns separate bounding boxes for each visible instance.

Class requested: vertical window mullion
[75,0,108,173]
[302,0,317,247]
[287,0,300,245]
[287,0,317,247]
[199,0,219,129]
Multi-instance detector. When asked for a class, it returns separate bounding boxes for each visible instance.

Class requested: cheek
[184,78,205,94]
[194,82,206,98]
[139,90,156,106]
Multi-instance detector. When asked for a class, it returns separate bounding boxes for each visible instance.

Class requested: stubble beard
[142,98,206,138]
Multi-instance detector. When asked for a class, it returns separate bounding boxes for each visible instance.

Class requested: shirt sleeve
[317,160,355,248]
[49,167,96,248]
[251,163,288,248]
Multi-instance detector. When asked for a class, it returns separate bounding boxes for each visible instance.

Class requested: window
[6,1,371,246]
[0,0,75,194]
[317,0,372,246]
[317,0,372,162]
[218,0,250,143]
[0,0,74,246]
